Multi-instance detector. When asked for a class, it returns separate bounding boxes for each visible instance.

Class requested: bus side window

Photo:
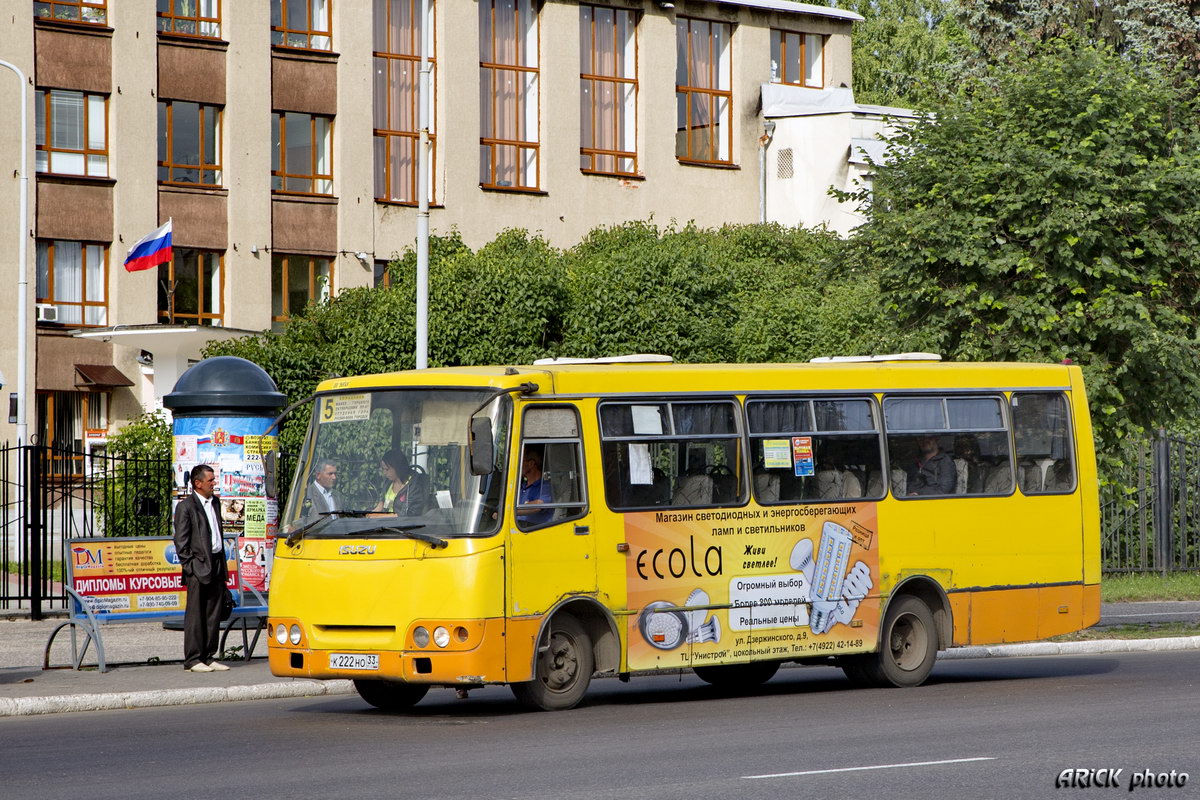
[1012,392,1075,494]
[518,406,587,529]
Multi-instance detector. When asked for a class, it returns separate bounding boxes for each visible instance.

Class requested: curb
[4,637,1199,717]
[939,635,1200,660]
[0,679,354,718]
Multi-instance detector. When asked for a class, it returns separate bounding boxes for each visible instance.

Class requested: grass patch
[3,560,65,583]
[1052,622,1200,641]
[1101,572,1200,602]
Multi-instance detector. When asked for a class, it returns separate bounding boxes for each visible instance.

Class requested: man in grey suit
[308,458,343,517]
[173,464,230,673]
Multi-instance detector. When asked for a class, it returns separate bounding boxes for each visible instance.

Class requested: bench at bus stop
[42,586,269,673]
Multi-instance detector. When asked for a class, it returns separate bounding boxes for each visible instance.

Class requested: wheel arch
[531,596,622,677]
[880,576,953,652]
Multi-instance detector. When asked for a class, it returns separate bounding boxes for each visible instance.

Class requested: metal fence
[1101,431,1200,574]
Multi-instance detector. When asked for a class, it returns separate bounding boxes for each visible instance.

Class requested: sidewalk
[2,608,1198,717]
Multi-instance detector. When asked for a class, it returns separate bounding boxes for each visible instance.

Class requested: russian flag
[123,219,173,273]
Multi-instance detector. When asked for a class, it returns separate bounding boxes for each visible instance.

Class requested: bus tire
[353,679,429,710]
[693,660,780,689]
[511,614,593,711]
[866,595,938,688]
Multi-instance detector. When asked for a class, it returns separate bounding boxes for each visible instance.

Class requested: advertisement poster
[173,417,278,592]
[68,537,236,616]
[625,503,879,671]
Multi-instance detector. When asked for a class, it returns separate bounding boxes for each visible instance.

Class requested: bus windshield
[281,388,511,538]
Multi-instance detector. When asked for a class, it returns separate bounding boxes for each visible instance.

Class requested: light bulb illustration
[809,521,853,635]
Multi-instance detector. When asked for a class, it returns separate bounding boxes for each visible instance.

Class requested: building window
[479,0,539,191]
[157,0,221,39]
[35,89,108,177]
[272,254,331,330]
[38,391,107,477]
[374,260,391,288]
[770,30,823,88]
[35,1,107,25]
[580,6,637,177]
[675,17,732,165]
[272,0,332,50]
[158,249,223,326]
[373,0,436,204]
[158,101,222,187]
[273,112,333,195]
[36,240,108,327]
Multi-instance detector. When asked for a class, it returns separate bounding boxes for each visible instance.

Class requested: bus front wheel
[693,661,780,689]
[353,679,429,710]
[512,614,594,711]
[846,595,937,688]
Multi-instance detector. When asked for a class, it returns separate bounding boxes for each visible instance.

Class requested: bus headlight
[413,626,431,648]
[289,624,302,645]
[275,624,288,645]
[433,626,450,648]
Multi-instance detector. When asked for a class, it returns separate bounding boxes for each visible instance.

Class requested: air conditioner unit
[35,303,58,323]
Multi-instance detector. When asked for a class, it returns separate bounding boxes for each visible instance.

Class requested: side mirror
[264,450,278,497]
[469,417,495,476]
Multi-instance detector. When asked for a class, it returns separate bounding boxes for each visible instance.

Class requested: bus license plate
[329,653,379,671]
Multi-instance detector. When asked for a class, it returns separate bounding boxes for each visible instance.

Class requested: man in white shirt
[172,464,230,673]
[308,458,343,517]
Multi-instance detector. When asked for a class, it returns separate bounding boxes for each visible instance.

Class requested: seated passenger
[373,449,430,516]
[905,435,956,496]
[953,435,985,494]
[517,446,554,525]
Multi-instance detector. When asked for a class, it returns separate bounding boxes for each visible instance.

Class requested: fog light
[433,626,450,648]
[275,624,288,645]
[454,626,469,643]
[289,624,302,645]
[414,626,430,648]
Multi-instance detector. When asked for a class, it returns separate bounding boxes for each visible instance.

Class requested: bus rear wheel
[693,660,780,689]
[512,614,594,711]
[847,595,938,688]
[353,679,429,710]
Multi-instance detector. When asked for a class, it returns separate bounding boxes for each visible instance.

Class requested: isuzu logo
[339,545,376,555]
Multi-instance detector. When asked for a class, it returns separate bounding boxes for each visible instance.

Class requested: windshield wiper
[284,512,336,547]
[358,524,448,549]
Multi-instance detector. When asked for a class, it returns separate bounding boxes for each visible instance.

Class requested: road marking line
[743,756,996,780]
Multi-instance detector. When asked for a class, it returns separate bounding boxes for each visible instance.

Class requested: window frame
[479,0,541,192]
[517,404,589,531]
[157,0,222,40]
[272,0,333,51]
[272,111,335,196]
[37,390,108,479]
[271,253,332,330]
[1011,392,1077,496]
[158,100,223,188]
[373,0,438,205]
[770,29,824,88]
[882,393,1014,500]
[746,395,886,505]
[675,16,733,166]
[35,239,109,328]
[35,89,109,178]
[157,248,225,326]
[598,397,748,511]
[579,4,639,178]
[34,1,107,26]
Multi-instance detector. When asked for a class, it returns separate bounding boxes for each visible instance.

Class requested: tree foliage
[100,410,174,536]
[848,39,1200,450]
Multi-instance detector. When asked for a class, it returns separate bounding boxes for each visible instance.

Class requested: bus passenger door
[507,405,596,618]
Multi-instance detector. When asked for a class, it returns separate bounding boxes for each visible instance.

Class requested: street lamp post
[415,0,431,370]
[0,59,29,446]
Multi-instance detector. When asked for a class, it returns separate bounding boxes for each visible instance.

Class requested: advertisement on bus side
[624,503,880,671]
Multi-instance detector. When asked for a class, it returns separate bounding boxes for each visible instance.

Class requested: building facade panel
[36,179,113,241]
[157,40,227,105]
[272,51,338,115]
[272,197,338,255]
[34,23,112,93]
[158,187,228,250]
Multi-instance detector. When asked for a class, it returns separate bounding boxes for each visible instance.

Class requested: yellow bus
[266,355,1100,710]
